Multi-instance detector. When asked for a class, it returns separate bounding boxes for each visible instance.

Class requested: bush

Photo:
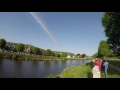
[3,53,12,59]
[12,54,17,60]
[0,53,3,58]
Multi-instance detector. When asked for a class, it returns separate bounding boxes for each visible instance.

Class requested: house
[72,55,75,58]
[66,55,71,58]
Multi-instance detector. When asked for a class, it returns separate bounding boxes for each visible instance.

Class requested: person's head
[95,58,99,62]
[98,58,102,62]
[92,59,95,63]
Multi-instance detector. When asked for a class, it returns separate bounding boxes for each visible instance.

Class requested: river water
[0,59,90,78]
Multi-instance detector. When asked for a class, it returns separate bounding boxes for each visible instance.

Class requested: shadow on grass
[87,72,93,78]
[105,60,120,77]
[108,60,120,68]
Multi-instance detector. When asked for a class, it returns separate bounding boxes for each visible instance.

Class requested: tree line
[0,38,87,58]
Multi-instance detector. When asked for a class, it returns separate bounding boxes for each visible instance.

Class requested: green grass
[46,74,58,78]
[59,62,93,78]
[101,65,120,78]
[108,57,120,60]
[108,59,120,68]
[55,61,120,78]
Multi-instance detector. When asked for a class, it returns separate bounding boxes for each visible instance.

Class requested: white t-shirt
[92,65,99,74]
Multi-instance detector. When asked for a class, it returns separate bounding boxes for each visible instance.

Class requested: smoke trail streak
[29,12,60,46]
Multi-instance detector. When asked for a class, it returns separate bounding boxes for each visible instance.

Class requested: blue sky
[0,12,107,56]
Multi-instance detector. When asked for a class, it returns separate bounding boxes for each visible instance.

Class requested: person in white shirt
[92,62,99,78]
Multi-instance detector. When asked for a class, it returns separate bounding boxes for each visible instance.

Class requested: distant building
[7,44,16,51]
[66,55,71,58]
[72,55,75,58]
[24,43,32,54]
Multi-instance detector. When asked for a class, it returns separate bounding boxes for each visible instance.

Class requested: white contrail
[29,12,60,46]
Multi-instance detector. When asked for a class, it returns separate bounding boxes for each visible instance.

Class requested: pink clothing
[96,61,102,71]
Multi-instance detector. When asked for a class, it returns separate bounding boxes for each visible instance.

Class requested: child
[92,62,99,78]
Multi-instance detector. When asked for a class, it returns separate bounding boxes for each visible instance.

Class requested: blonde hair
[92,59,96,63]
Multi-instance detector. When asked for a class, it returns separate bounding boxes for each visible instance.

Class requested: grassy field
[47,61,120,78]
[108,59,120,68]
[101,65,120,78]
[58,62,92,78]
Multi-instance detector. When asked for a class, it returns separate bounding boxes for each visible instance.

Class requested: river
[0,59,90,78]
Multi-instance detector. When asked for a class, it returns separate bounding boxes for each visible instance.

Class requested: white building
[66,55,71,58]
[72,55,75,58]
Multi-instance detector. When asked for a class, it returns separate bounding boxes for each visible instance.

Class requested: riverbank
[0,52,90,61]
[47,60,120,78]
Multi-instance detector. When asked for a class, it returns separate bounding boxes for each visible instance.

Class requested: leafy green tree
[5,45,9,50]
[102,12,120,55]
[39,49,42,55]
[42,50,45,56]
[52,52,55,56]
[82,54,86,58]
[16,43,25,52]
[13,47,17,52]
[45,49,52,56]
[77,54,80,56]
[32,47,40,55]
[77,54,80,58]
[92,53,98,58]
[62,52,67,57]
[55,52,59,57]
[0,39,6,49]
[98,40,111,58]
[70,54,73,57]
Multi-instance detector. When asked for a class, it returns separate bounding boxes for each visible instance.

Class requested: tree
[45,49,52,56]
[42,50,45,56]
[5,45,9,50]
[16,43,25,52]
[102,12,120,55]
[70,54,73,57]
[0,38,6,49]
[61,52,67,57]
[13,47,17,52]
[98,40,111,58]
[82,54,86,58]
[77,54,80,56]
[52,52,55,56]
[55,52,59,57]
[92,53,98,58]
[32,47,40,55]
[77,53,80,58]
[39,49,42,55]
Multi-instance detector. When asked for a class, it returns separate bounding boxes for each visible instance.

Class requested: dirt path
[109,64,120,72]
